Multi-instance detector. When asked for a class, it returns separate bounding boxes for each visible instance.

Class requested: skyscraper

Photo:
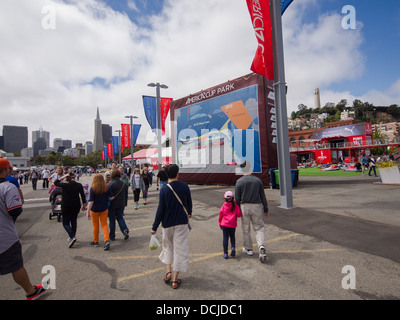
[93,107,103,152]
[32,127,50,149]
[2,125,28,153]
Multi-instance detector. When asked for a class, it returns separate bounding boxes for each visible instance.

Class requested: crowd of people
[1,158,270,297]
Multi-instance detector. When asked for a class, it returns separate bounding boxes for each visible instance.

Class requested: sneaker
[68,237,76,248]
[135,204,139,210]
[223,253,229,259]
[104,240,110,251]
[259,246,267,263]
[26,284,46,300]
[230,248,236,257]
[123,230,129,240]
[90,241,99,247]
[243,248,253,256]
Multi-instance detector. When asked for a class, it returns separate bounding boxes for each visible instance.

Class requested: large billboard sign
[170,73,278,186]
[313,122,372,140]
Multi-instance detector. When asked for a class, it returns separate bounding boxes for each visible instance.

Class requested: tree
[336,99,347,112]
[46,154,57,165]
[387,104,400,118]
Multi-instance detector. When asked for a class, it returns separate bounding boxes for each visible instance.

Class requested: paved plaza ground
[1,173,399,303]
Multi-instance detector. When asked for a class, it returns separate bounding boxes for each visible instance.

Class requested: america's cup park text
[155,304,243,317]
[185,83,235,105]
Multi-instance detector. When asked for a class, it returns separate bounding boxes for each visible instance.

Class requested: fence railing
[290,137,400,152]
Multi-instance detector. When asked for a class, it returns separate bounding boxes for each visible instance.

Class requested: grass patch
[298,167,363,177]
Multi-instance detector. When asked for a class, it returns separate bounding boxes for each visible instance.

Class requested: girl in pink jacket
[219,191,242,259]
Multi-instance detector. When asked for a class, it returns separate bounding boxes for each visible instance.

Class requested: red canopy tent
[122,148,171,170]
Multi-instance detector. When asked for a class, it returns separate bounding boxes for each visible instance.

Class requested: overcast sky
[1,0,399,147]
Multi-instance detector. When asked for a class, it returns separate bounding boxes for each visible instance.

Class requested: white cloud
[127,0,139,12]
[0,0,398,149]
[282,2,365,110]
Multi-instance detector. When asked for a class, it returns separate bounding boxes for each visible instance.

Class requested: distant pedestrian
[235,160,269,263]
[0,158,46,300]
[148,165,154,186]
[151,164,192,289]
[30,169,39,190]
[141,167,150,205]
[108,170,129,241]
[86,174,114,251]
[361,154,369,175]
[54,172,87,248]
[156,166,169,190]
[368,154,377,177]
[130,167,144,209]
[41,167,50,189]
[218,191,242,259]
[118,165,129,186]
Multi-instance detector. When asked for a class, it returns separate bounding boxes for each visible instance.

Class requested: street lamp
[147,82,168,171]
[124,115,138,170]
[115,129,121,165]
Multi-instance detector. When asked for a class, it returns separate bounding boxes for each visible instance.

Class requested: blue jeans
[368,166,377,176]
[160,180,168,189]
[108,207,129,240]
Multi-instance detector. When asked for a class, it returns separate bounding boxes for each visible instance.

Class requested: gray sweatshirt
[234,175,268,212]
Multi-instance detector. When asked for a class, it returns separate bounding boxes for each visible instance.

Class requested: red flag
[101,150,105,161]
[246,0,274,80]
[107,143,113,159]
[160,97,172,135]
[121,124,130,149]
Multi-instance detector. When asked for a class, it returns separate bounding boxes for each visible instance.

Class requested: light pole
[124,115,138,170]
[147,82,168,171]
[115,129,121,165]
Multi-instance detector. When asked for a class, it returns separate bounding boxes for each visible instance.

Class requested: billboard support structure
[148,82,168,171]
[271,0,294,209]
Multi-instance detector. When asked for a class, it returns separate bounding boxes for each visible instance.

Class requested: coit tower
[93,107,103,152]
[314,88,321,109]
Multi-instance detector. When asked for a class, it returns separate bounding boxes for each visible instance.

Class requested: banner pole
[156,85,162,171]
[270,0,294,209]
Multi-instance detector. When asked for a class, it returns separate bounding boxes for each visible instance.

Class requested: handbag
[167,183,192,231]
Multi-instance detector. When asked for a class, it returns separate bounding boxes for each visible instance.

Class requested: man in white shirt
[41,167,50,189]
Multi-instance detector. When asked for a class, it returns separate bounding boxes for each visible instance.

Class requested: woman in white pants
[151,164,192,289]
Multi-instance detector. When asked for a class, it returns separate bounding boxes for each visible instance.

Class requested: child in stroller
[49,186,62,222]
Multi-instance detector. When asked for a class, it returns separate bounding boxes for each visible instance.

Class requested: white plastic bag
[149,235,160,251]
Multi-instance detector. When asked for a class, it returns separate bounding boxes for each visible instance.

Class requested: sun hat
[224,191,234,199]
[0,158,12,170]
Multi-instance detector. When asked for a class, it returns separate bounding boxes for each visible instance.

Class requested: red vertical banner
[246,0,274,80]
[101,150,105,161]
[121,123,131,150]
[107,143,113,159]
[160,97,172,135]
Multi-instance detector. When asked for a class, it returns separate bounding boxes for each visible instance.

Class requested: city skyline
[0,0,399,146]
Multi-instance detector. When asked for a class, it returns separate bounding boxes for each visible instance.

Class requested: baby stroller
[49,187,62,222]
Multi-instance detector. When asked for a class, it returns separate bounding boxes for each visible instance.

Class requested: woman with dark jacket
[54,172,87,248]
[151,164,192,289]
[108,170,129,241]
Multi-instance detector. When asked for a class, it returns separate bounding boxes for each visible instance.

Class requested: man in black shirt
[156,166,169,190]
[54,173,87,248]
